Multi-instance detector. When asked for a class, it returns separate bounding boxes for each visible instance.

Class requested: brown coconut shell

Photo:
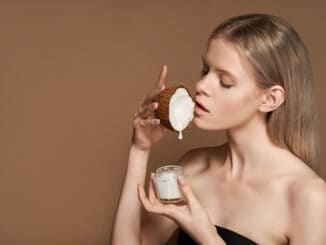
[154,82,194,132]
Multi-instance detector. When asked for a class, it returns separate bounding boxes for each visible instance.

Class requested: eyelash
[201,62,232,89]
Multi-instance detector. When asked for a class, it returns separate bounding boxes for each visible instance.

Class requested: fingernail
[178,175,185,186]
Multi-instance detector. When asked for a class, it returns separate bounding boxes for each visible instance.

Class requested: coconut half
[154,83,195,140]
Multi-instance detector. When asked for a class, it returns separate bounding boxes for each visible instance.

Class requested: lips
[195,99,209,112]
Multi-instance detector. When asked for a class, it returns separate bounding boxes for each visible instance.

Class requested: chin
[192,117,225,131]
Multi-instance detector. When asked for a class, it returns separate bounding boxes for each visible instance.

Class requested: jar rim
[156,165,182,174]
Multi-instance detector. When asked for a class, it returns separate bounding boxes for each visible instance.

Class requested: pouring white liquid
[178,131,183,140]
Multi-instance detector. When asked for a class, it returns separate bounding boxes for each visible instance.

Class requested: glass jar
[153,165,184,203]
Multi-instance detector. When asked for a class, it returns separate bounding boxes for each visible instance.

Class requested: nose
[195,76,210,97]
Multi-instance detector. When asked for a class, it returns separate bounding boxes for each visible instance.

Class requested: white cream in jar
[153,165,184,203]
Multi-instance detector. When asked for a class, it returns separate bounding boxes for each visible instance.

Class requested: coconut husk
[154,82,194,132]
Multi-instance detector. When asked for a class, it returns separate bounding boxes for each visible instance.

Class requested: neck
[224,114,288,180]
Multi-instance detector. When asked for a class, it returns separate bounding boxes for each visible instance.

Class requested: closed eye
[201,57,233,89]
[220,81,232,89]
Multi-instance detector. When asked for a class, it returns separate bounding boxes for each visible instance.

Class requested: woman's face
[193,38,265,131]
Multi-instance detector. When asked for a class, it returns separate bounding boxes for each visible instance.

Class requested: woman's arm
[110,144,150,244]
[111,65,173,244]
[111,144,183,245]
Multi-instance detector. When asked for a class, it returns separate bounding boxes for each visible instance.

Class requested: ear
[258,85,285,113]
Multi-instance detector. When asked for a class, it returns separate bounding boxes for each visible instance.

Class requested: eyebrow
[201,56,238,81]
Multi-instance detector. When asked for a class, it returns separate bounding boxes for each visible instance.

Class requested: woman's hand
[138,174,224,245]
[131,65,168,151]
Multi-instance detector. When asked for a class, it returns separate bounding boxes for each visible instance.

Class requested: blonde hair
[209,14,320,173]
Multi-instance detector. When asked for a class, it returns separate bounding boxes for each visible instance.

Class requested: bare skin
[137,142,326,245]
[177,144,326,245]
[111,37,326,245]
[179,38,326,244]
[186,38,326,244]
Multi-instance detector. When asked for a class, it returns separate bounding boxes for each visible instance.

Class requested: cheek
[217,89,260,124]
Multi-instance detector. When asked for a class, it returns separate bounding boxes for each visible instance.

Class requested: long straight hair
[209,14,320,173]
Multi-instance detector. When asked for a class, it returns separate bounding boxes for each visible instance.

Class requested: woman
[111,14,326,245]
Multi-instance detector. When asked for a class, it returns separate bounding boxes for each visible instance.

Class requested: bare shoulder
[288,172,326,207]
[287,158,326,199]
[176,143,228,178]
[287,168,326,243]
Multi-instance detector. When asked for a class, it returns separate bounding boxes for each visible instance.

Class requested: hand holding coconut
[131,65,169,151]
[132,65,195,151]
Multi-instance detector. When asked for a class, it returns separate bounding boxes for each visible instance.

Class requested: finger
[149,173,159,203]
[142,66,168,106]
[133,107,141,120]
[156,65,168,91]
[138,185,153,210]
[138,185,164,214]
[160,125,168,134]
[138,102,158,119]
[177,176,200,211]
[139,118,160,127]
[142,87,164,107]
[138,184,150,206]
[139,185,186,223]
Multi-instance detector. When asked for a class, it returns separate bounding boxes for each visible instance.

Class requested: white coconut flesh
[169,88,195,140]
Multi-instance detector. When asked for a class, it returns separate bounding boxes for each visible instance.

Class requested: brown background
[0,1,325,244]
